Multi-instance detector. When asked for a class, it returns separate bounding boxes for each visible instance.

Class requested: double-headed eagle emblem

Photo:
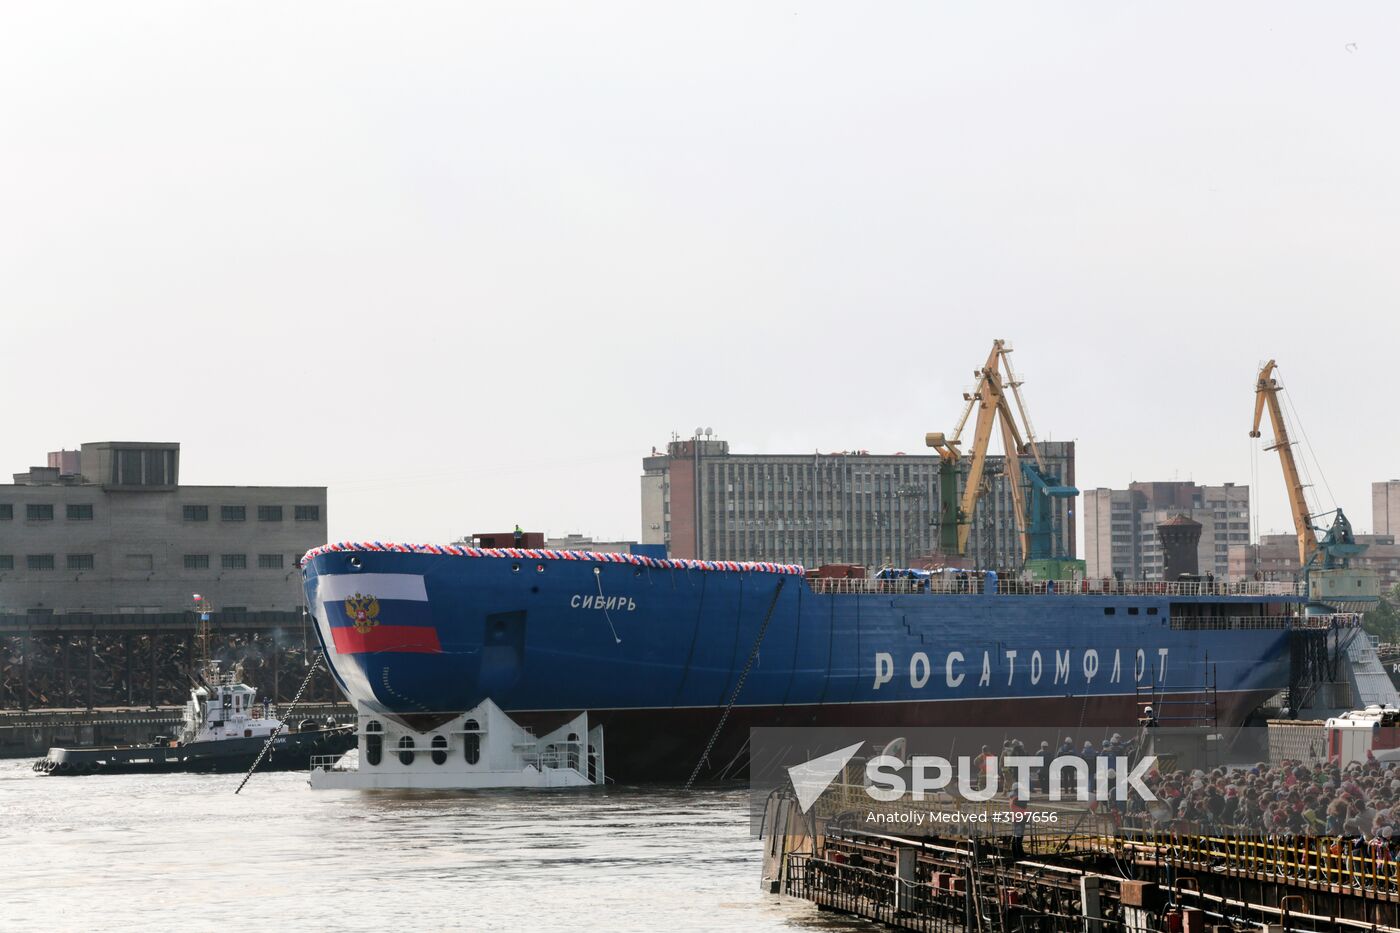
[344,593,380,634]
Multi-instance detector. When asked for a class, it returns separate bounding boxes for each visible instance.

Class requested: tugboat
[33,662,355,776]
[33,594,354,776]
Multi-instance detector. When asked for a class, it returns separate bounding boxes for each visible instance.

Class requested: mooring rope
[684,577,786,791]
[233,652,324,795]
[593,567,623,644]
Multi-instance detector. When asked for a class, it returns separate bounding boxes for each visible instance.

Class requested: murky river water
[0,759,865,932]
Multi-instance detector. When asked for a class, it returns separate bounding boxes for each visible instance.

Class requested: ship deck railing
[806,577,1307,598]
[1169,613,1362,631]
[310,754,353,773]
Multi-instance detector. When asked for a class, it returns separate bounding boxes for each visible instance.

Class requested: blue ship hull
[301,545,1297,781]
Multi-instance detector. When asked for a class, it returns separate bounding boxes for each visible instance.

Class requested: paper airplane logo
[787,742,865,812]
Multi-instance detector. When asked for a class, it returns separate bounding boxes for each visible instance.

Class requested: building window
[398,735,416,765]
[0,504,12,520]
[26,504,54,521]
[67,554,95,571]
[221,554,247,570]
[27,554,55,571]
[112,447,176,486]
[183,505,209,522]
[431,735,448,765]
[184,554,210,570]
[221,506,246,522]
[66,504,94,521]
[294,505,320,522]
[0,555,12,570]
[257,505,283,522]
[257,553,285,570]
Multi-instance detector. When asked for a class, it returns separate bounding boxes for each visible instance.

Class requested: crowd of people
[1133,755,1400,848]
[986,735,1400,855]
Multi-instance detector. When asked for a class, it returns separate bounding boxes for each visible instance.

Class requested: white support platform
[309,699,604,790]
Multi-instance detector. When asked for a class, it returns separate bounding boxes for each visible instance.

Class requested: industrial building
[1227,486,1400,591]
[1376,480,1400,537]
[1082,481,1250,581]
[0,442,326,615]
[639,433,1076,569]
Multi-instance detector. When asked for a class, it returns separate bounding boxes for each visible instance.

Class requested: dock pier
[772,822,1400,932]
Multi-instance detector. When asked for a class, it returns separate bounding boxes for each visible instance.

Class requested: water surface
[1,760,864,932]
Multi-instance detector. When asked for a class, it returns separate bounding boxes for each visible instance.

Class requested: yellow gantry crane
[925,339,1075,566]
[1250,360,1317,568]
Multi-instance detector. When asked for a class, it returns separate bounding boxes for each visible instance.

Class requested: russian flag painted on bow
[316,573,442,655]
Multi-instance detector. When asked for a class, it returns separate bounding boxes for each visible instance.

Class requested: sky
[1,3,1396,549]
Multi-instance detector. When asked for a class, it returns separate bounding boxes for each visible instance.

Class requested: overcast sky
[2,3,1395,549]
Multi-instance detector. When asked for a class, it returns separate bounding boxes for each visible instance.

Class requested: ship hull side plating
[303,550,1294,781]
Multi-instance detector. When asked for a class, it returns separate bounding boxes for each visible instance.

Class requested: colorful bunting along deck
[299,541,805,575]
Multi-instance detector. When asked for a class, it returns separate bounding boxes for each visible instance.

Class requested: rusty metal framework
[0,612,339,711]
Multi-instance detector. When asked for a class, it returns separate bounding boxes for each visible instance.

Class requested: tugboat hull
[35,726,355,776]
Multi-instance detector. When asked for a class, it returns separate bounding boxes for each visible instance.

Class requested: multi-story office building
[639,434,1076,569]
[1375,481,1400,537]
[0,442,326,614]
[1083,481,1250,580]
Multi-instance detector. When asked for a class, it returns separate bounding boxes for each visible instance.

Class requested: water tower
[1156,514,1203,579]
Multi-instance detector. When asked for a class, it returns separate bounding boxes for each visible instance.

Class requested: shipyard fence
[1128,829,1400,899]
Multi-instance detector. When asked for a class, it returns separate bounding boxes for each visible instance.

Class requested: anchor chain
[685,577,786,791]
[234,651,325,795]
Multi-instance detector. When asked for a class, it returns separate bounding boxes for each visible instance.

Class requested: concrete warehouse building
[0,442,326,615]
[1082,481,1250,581]
[639,432,1076,569]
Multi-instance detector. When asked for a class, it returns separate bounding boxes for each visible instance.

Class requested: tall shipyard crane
[1251,359,1374,602]
[925,339,1080,576]
[1250,360,1318,568]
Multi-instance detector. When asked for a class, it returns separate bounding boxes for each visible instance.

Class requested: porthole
[536,564,546,573]
[398,734,416,765]
[349,556,362,569]
[431,734,447,766]
[511,563,520,573]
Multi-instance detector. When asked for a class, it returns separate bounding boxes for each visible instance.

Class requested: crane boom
[1250,360,1317,567]
[925,339,1076,566]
